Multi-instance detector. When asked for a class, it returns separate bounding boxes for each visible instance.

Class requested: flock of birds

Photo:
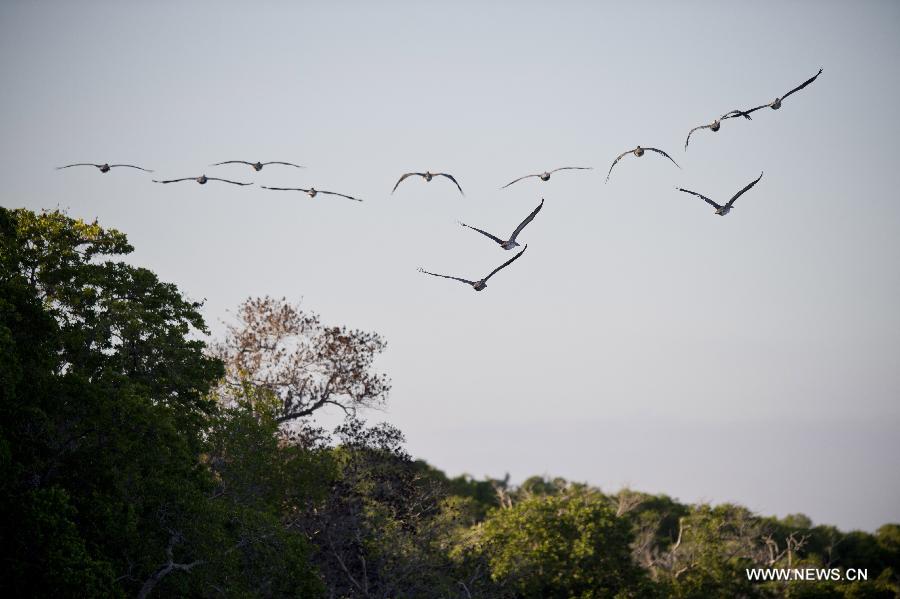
[56,68,822,292]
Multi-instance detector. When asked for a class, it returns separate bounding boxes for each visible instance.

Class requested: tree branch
[137,532,204,599]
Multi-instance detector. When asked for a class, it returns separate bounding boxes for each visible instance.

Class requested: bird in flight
[733,68,823,117]
[501,167,592,189]
[418,246,527,292]
[392,171,464,196]
[56,163,153,173]
[675,172,763,216]
[458,199,544,250]
[211,160,303,171]
[606,146,680,182]
[261,186,362,201]
[152,175,252,186]
[684,110,753,150]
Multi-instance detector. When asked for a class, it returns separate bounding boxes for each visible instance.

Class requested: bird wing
[781,68,823,101]
[211,160,252,166]
[56,163,100,169]
[500,173,539,189]
[436,173,465,195]
[734,103,769,118]
[549,166,592,174]
[262,161,304,168]
[109,164,153,172]
[483,245,527,282]
[645,147,681,169]
[509,199,544,242]
[317,190,363,202]
[676,187,722,210]
[684,124,712,150]
[458,222,505,245]
[605,150,633,182]
[207,177,253,186]
[261,186,307,192]
[391,172,422,193]
[152,177,195,184]
[417,268,475,286]
[725,172,764,207]
[720,109,753,121]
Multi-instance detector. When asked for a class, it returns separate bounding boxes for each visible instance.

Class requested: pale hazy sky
[2,1,898,531]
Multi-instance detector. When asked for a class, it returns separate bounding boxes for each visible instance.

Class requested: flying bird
[675,172,764,216]
[606,146,680,182]
[392,171,464,196]
[684,110,754,150]
[458,199,544,250]
[418,246,527,292]
[261,186,362,201]
[211,160,303,171]
[501,167,592,189]
[152,175,252,186]
[56,163,153,173]
[733,68,823,117]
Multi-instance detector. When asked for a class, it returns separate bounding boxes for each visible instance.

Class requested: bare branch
[137,532,204,599]
[214,297,390,423]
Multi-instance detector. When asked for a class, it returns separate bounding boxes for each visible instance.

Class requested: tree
[1,208,229,595]
[302,418,472,598]
[0,217,118,594]
[0,208,328,597]
[178,383,329,598]
[647,504,767,598]
[215,296,391,424]
[472,491,652,598]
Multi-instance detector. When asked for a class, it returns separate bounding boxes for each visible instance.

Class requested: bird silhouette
[418,246,528,292]
[458,200,544,250]
[676,172,764,216]
[392,171,464,195]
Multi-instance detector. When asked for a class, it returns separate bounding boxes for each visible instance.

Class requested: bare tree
[490,476,513,509]
[214,297,391,423]
[763,532,809,569]
[137,531,204,599]
[612,487,645,517]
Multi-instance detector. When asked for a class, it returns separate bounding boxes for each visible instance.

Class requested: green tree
[474,491,652,598]
[650,504,766,599]
[0,208,228,596]
[297,418,500,598]
[2,208,328,597]
[189,383,328,597]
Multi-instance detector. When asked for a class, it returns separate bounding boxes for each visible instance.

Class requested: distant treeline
[1,206,897,598]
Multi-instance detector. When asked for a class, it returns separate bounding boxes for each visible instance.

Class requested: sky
[1,1,898,532]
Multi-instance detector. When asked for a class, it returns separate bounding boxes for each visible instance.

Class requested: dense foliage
[1,207,897,597]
